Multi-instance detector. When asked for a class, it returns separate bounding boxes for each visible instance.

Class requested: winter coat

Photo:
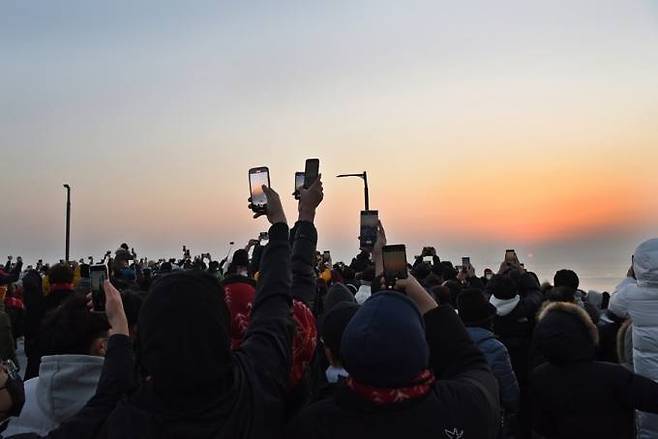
[467,327,519,411]
[288,305,501,439]
[0,303,17,366]
[608,238,658,439]
[1,334,134,439]
[530,301,658,439]
[2,355,104,436]
[101,223,294,439]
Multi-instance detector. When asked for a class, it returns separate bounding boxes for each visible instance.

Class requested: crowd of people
[0,175,657,439]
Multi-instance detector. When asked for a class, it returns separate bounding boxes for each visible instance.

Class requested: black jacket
[101,222,294,439]
[3,334,134,439]
[530,302,658,439]
[288,305,500,439]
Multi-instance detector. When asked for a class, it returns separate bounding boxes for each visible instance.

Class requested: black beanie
[457,289,496,326]
[554,269,580,290]
[231,249,249,267]
[489,274,518,300]
[324,283,356,313]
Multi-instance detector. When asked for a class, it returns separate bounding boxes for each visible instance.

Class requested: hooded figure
[289,291,500,439]
[608,238,658,439]
[530,301,658,439]
[103,222,294,439]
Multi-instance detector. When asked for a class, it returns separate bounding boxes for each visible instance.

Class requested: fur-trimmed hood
[534,301,598,366]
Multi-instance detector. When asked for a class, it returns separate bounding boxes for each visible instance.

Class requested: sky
[1,0,657,291]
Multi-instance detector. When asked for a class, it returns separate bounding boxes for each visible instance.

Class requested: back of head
[554,269,579,290]
[324,283,356,313]
[320,302,359,363]
[48,263,74,286]
[634,238,658,286]
[545,286,577,303]
[457,288,496,328]
[139,271,231,401]
[341,291,429,387]
[40,295,110,356]
[488,274,518,300]
[534,302,598,366]
[231,249,249,270]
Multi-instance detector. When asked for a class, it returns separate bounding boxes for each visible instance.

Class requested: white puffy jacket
[609,238,658,439]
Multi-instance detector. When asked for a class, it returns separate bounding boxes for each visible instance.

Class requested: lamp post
[63,184,71,262]
[336,171,370,211]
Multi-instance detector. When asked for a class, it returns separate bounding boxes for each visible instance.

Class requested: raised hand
[298,174,324,222]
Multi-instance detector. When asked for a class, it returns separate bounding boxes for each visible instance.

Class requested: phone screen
[360,210,379,250]
[505,249,517,264]
[304,159,319,188]
[249,167,270,207]
[90,265,107,312]
[462,257,470,267]
[295,172,305,192]
[383,245,408,285]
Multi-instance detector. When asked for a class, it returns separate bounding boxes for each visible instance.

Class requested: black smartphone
[303,158,319,189]
[249,167,270,211]
[359,210,379,250]
[79,264,90,279]
[323,250,331,264]
[90,264,108,312]
[383,245,408,286]
[505,249,517,264]
[462,257,470,268]
[294,171,305,199]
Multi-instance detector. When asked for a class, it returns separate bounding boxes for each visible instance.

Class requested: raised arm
[290,177,323,307]
[240,185,294,397]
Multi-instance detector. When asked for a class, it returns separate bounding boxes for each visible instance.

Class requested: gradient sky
[2,0,657,290]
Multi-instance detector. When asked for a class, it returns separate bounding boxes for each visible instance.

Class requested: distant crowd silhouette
[1,168,657,439]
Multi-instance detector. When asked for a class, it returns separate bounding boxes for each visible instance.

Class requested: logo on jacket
[444,428,464,439]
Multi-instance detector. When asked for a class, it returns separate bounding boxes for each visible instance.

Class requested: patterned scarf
[346,369,435,405]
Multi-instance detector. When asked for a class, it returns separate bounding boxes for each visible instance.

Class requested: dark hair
[554,269,579,290]
[423,273,443,288]
[121,290,144,329]
[39,295,110,356]
[546,286,577,303]
[48,263,74,284]
[429,285,452,306]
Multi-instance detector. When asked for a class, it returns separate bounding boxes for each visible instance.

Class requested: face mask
[0,360,25,418]
[485,274,493,281]
[120,268,136,281]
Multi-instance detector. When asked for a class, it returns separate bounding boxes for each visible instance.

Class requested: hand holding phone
[90,265,108,312]
[382,245,408,287]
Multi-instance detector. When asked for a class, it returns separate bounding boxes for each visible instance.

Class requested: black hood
[138,271,232,405]
[533,302,597,366]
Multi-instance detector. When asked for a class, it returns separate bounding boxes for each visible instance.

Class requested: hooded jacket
[530,301,658,439]
[608,238,658,439]
[102,223,294,439]
[2,355,104,436]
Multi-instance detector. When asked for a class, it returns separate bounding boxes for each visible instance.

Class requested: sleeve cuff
[293,221,318,243]
[268,222,290,241]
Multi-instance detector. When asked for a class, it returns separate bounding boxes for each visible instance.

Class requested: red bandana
[346,369,435,405]
[49,283,74,292]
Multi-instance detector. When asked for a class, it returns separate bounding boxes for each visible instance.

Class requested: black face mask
[0,360,25,418]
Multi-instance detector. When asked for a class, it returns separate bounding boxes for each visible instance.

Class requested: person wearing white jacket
[609,238,658,439]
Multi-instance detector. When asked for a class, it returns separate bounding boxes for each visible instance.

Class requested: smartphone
[90,264,108,312]
[303,159,319,189]
[383,245,408,286]
[249,167,270,210]
[323,250,331,263]
[462,257,470,268]
[359,210,379,250]
[505,249,517,264]
[294,172,305,199]
[79,264,90,279]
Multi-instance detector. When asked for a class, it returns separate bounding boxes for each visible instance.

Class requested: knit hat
[489,274,518,300]
[457,289,496,326]
[341,291,429,388]
[320,302,359,362]
[324,283,356,313]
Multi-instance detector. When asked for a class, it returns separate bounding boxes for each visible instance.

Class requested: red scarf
[49,283,74,292]
[346,369,435,405]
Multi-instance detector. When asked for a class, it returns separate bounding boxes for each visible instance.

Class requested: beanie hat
[324,283,355,313]
[320,302,359,363]
[231,249,249,268]
[489,274,518,300]
[457,289,496,326]
[554,269,580,290]
[341,291,429,387]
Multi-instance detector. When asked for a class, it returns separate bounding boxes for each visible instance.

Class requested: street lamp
[336,171,370,211]
[63,184,71,262]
